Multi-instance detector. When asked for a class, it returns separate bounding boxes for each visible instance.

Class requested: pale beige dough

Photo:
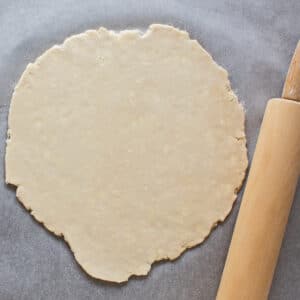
[6,24,248,282]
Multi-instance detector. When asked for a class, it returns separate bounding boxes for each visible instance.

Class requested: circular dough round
[6,24,247,282]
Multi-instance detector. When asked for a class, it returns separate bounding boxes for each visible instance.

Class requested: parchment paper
[0,1,299,299]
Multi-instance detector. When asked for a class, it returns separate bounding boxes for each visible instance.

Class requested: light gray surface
[0,1,299,299]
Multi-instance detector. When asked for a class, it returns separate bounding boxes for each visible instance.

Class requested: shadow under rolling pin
[216,41,300,300]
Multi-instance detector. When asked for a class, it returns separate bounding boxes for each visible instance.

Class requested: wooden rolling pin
[216,41,300,300]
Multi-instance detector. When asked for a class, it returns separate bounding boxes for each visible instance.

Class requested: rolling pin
[216,41,300,300]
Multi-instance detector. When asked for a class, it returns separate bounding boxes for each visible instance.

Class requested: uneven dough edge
[5,24,248,283]
[10,175,248,283]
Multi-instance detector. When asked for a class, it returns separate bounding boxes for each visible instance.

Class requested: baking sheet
[0,1,300,299]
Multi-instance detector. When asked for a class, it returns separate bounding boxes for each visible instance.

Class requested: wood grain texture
[282,41,300,101]
[216,99,300,300]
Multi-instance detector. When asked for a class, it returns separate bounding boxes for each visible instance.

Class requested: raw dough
[6,24,247,282]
